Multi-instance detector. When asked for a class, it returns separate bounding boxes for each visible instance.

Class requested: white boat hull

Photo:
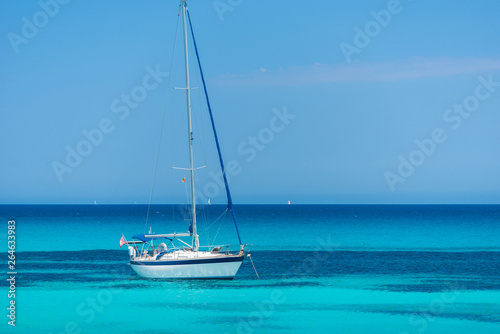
[130,255,245,279]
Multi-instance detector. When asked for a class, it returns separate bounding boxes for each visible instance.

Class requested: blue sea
[1,205,499,333]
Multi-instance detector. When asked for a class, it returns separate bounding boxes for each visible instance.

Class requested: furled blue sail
[187,10,242,246]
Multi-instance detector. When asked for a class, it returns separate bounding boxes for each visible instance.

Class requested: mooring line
[248,254,260,280]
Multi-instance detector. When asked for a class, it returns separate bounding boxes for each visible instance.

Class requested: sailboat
[120,0,247,279]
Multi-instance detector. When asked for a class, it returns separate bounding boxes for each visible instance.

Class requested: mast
[181,0,198,251]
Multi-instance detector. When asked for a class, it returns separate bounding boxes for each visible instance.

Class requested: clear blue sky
[1,0,499,204]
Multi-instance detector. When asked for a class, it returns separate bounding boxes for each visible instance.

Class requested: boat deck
[133,249,241,262]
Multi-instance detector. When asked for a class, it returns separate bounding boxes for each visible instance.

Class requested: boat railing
[133,242,248,261]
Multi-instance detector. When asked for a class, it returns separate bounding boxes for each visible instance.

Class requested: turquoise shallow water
[1,205,499,333]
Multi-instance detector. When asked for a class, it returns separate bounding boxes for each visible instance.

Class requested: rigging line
[203,204,210,247]
[210,209,228,246]
[169,18,181,170]
[186,9,243,245]
[200,207,228,236]
[183,175,189,204]
[192,74,208,166]
[196,77,208,167]
[144,11,181,233]
[169,15,182,223]
[188,34,208,167]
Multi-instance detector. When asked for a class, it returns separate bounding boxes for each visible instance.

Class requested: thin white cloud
[213,57,500,86]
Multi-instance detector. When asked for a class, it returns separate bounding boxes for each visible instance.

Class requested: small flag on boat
[120,235,126,248]
[181,177,186,183]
